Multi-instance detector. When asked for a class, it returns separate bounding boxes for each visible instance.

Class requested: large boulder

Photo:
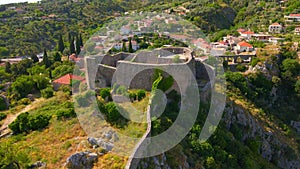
[87,137,114,152]
[65,152,98,169]
[29,161,46,169]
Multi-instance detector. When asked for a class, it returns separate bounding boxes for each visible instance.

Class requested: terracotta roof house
[53,73,85,90]
[240,31,254,39]
[284,14,300,22]
[269,23,283,33]
[236,41,254,53]
[252,34,272,42]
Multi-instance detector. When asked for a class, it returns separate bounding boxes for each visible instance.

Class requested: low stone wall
[125,104,152,169]
[101,53,133,67]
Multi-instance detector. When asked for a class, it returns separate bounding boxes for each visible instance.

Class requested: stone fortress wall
[85,47,215,169]
[85,47,211,91]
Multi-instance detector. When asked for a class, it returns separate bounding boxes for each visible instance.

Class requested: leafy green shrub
[0,97,7,111]
[0,140,30,169]
[116,86,127,95]
[9,112,51,134]
[137,90,146,101]
[250,57,259,67]
[9,112,30,134]
[248,72,273,98]
[282,59,300,77]
[0,112,6,121]
[104,102,122,123]
[236,64,247,72]
[59,85,71,95]
[129,92,137,101]
[28,114,51,131]
[225,72,249,95]
[18,98,31,105]
[56,108,76,120]
[41,86,54,98]
[10,75,34,99]
[99,88,111,101]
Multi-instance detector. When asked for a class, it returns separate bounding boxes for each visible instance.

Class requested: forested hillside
[1,0,299,57]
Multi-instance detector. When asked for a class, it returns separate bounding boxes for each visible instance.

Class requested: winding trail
[0,99,42,138]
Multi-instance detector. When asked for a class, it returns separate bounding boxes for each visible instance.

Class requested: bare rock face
[223,101,300,169]
[65,152,98,169]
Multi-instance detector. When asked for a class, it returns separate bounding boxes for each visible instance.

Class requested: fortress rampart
[86,47,212,92]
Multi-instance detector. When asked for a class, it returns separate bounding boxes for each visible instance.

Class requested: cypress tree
[68,32,72,44]
[79,33,83,47]
[58,34,65,53]
[122,41,127,52]
[70,37,76,54]
[54,52,61,62]
[43,49,50,68]
[128,38,134,53]
[76,35,81,55]
[31,54,39,63]
[5,62,11,73]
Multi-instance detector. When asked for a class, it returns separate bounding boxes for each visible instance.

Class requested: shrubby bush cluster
[9,112,51,134]
[75,90,96,107]
[56,108,76,120]
[0,97,7,111]
[0,112,6,121]
[41,86,54,99]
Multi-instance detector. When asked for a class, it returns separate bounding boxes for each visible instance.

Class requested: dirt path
[0,99,42,138]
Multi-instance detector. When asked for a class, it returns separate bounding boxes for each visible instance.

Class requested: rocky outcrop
[87,137,114,152]
[87,130,118,152]
[65,152,98,169]
[223,101,300,169]
[29,161,46,169]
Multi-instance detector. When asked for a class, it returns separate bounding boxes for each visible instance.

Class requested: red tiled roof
[237,28,246,33]
[219,41,227,45]
[241,31,254,35]
[271,22,281,26]
[290,14,300,17]
[238,41,253,48]
[53,74,85,85]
